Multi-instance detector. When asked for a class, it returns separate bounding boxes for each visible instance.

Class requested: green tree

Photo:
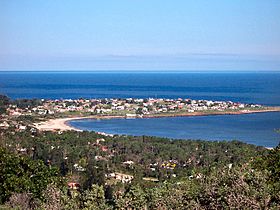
[0,147,60,203]
[82,184,108,210]
[253,144,280,198]
[115,185,147,209]
[0,95,9,114]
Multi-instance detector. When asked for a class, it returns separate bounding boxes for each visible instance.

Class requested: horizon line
[0,69,280,73]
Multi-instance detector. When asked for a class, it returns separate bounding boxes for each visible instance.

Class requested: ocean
[1,71,280,146]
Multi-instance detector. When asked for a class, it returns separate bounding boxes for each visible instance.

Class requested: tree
[115,185,147,209]
[5,192,39,210]
[82,184,108,210]
[0,147,60,203]
[253,144,280,199]
[0,95,9,114]
[136,108,143,115]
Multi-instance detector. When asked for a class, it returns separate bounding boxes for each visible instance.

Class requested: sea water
[1,71,279,146]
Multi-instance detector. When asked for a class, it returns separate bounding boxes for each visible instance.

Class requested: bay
[69,112,280,147]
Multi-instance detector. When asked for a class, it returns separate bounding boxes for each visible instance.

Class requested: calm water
[69,113,280,147]
[1,71,280,146]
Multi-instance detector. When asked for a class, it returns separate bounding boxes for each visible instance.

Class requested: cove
[68,112,280,147]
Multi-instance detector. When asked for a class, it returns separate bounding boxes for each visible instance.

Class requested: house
[18,125,27,131]
[96,138,105,144]
[126,113,137,118]
[115,173,134,183]
[239,104,245,108]
[68,182,80,190]
[0,121,9,129]
[17,147,27,154]
[73,163,86,172]
[161,160,178,169]
[106,172,134,183]
[143,177,159,182]
[95,155,108,161]
[196,173,203,179]
[101,146,108,152]
[9,110,22,116]
[123,160,134,166]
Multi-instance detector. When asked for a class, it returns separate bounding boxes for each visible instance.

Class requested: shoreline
[34,115,125,132]
[34,107,280,132]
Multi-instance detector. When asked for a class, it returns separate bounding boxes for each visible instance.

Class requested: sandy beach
[34,117,84,131]
[34,115,124,132]
[34,107,280,132]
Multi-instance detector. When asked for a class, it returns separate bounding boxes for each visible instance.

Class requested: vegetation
[0,95,279,209]
[0,147,61,204]
[0,95,10,114]
[0,126,279,209]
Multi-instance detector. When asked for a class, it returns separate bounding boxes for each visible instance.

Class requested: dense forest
[0,95,280,209]
[0,127,279,209]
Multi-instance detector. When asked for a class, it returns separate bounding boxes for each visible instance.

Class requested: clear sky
[0,0,280,71]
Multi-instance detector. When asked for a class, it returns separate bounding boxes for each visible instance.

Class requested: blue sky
[0,0,280,71]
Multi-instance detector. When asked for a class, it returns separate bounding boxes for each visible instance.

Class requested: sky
[0,0,280,71]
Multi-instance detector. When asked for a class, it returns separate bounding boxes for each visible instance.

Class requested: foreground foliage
[2,161,279,209]
[0,148,60,204]
[0,127,279,209]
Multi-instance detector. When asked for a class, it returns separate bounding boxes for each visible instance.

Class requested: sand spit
[33,107,280,132]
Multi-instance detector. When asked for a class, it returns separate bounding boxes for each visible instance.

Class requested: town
[3,97,266,119]
[1,96,275,132]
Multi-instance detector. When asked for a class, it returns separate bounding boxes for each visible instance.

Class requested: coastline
[34,107,280,132]
[34,117,84,132]
[34,115,125,132]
